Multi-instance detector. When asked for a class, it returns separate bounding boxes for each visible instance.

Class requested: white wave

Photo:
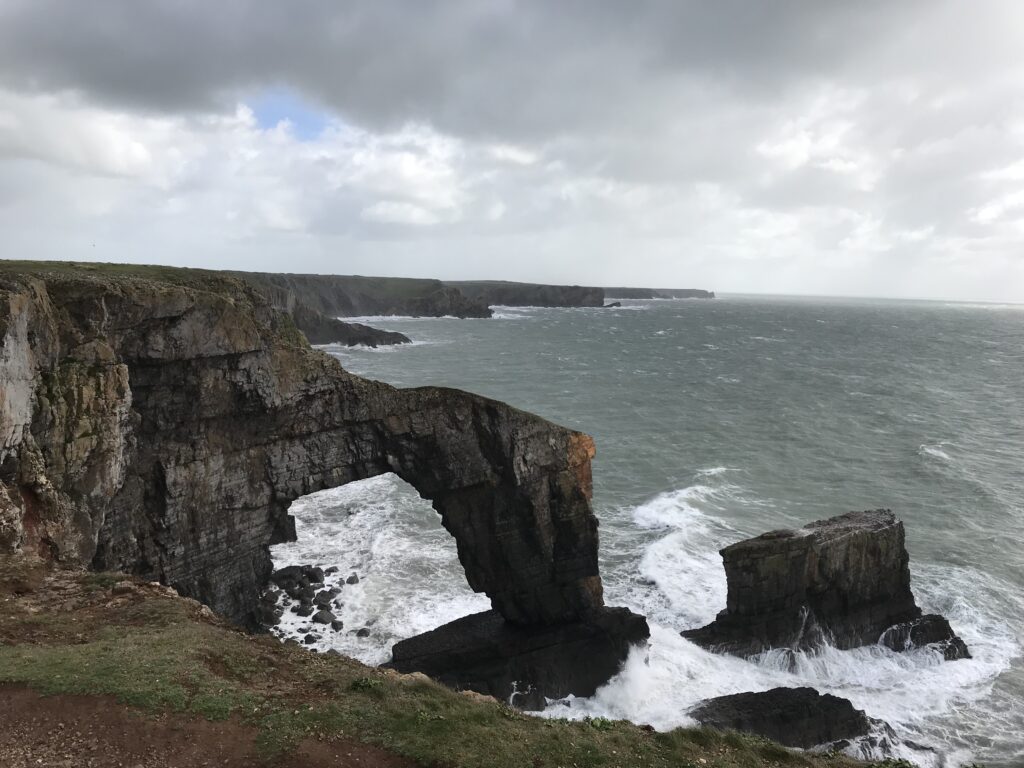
[269,474,489,665]
[547,483,1022,767]
[316,339,438,353]
[918,442,954,462]
[336,314,472,322]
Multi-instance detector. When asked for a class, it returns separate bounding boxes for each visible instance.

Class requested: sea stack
[683,509,969,659]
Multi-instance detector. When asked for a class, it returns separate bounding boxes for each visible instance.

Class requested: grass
[0,564,883,768]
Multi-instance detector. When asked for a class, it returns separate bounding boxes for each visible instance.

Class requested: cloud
[0,1,1022,300]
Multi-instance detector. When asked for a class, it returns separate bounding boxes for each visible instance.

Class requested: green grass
[0,568,882,768]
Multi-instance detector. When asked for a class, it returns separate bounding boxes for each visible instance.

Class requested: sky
[1,1,1023,301]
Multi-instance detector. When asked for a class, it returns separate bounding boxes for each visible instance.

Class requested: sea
[270,295,1024,767]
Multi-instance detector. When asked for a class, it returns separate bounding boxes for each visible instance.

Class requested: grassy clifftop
[0,561,874,768]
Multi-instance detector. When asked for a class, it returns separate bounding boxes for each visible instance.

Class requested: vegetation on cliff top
[0,561,879,768]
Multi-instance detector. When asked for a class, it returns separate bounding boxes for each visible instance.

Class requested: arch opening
[266,473,489,663]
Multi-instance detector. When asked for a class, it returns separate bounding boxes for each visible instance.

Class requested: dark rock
[288,300,411,347]
[881,614,971,660]
[683,510,969,658]
[388,607,650,710]
[325,566,339,575]
[260,588,281,605]
[604,302,622,308]
[303,634,318,645]
[270,566,303,588]
[294,604,314,618]
[312,609,335,624]
[346,573,360,585]
[331,619,344,631]
[301,565,325,585]
[254,604,280,627]
[690,687,871,749]
[314,590,333,607]
[356,628,371,638]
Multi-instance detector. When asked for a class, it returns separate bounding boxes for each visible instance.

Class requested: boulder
[388,607,649,710]
[682,510,969,657]
[346,573,360,585]
[881,614,970,660]
[270,566,303,588]
[312,609,335,625]
[690,687,871,749]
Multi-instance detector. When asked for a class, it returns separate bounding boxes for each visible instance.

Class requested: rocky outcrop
[0,262,646,703]
[690,687,871,749]
[388,607,649,709]
[238,272,492,318]
[682,510,969,658]
[287,300,410,347]
[444,281,605,308]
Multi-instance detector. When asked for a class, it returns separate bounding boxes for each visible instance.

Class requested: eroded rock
[690,687,872,749]
[388,607,649,710]
[682,510,969,658]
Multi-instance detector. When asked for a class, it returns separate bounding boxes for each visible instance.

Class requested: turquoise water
[272,296,1024,766]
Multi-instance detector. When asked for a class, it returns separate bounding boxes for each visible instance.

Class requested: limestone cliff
[444,281,605,308]
[238,271,492,319]
[0,263,614,625]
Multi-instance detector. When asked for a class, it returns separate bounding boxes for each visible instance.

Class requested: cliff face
[239,272,492,318]
[444,281,605,308]
[0,264,604,629]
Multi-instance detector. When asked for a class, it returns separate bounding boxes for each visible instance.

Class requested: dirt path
[0,685,418,768]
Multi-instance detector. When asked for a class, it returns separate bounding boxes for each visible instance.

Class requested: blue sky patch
[250,88,331,140]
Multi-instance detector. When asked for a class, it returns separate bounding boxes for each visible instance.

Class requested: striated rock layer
[0,264,631,636]
[683,510,969,658]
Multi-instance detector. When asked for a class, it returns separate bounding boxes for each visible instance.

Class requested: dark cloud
[0,0,1022,299]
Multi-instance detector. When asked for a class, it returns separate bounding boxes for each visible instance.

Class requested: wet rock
[301,565,325,585]
[294,604,314,618]
[690,687,872,749]
[388,607,650,710]
[270,566,303,588]
[331,619,344,631]
[346,573,360,585]
[604,302,622,308]
[325,566,339,575]
[260,589,281,605]
[313,590,333,607]
[683,510,969,657]
[303,634,318,645]
[312,609,335,625]
[255,604,281,627]
[881,614,971,660]
[356,627,371,638]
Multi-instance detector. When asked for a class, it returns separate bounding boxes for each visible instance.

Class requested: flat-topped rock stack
[683,509,969,659]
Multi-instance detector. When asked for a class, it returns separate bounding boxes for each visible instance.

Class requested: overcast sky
[1,1,1023,301]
